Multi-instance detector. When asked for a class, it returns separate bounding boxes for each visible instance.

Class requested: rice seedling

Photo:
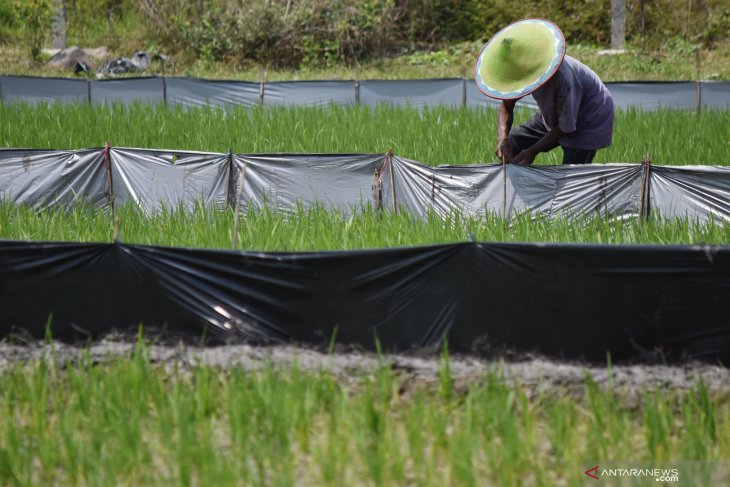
[0,339,728,486]
[0,103,728,166]
[1,102,728,487]
[0,203,728,250]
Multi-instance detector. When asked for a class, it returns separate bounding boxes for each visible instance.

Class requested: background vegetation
[0,0,728,79]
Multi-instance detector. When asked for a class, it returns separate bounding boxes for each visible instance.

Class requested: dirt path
[2,339,728,401]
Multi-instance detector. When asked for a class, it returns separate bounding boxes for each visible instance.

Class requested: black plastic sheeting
[2,75,729,111]
[1,240,728,364]
[2,147,730,223]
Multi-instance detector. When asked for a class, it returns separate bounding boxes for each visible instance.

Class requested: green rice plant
[643,390,676,460]
[681,381,718,460]
[1,339,730,485]
[545,398,579,461]
[1,102,729,166]
[1,202,728,251]
[584,374,635,461]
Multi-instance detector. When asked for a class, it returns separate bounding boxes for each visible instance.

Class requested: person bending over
[475,19,614,165]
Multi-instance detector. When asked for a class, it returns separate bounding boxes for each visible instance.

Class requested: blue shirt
[530,55,615,150]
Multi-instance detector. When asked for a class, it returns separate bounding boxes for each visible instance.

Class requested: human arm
[495,99,518,162]
[512,126,565,165]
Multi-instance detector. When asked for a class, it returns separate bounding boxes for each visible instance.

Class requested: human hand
[512,149,536,165]
[495,139,512,163]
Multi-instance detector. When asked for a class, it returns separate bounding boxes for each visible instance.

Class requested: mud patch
[2,338,728,403]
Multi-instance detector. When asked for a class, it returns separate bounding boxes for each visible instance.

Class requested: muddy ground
[1,337,728,402]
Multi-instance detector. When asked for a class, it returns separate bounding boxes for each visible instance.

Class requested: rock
[84,46,112,62]
[47,46,93,70]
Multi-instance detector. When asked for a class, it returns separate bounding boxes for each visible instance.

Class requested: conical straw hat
[475,19,566,100]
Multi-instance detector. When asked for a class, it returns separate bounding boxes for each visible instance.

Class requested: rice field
[1,103,729,486]
[1,103,729,166]
[0,342,729,487]
[1,203,729,250]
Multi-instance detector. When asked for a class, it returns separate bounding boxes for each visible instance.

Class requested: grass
[2,39,730,81]
[1,103,729,166]
[1,203,729,251]
[0,339,728,486]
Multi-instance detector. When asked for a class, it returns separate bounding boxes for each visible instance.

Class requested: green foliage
[0,202,729,250]
[0,347,728,485]
[625,0,730,48]
[2,0,730,71]
[1,103,729,167]
[698,6,730,46]
[130,0,726,68]
[0,0,15,43]
[13,0,51,60]
[136,0,400,68]
[64,0,133,50]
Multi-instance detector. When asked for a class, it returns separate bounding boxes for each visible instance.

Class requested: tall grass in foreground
[1,203,729,250]
[0,342,728,486]
[1,102,729,166]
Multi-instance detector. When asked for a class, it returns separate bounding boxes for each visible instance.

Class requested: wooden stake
[231,159,247,249]
[386,149,396,212]
[461,68,467,107]
[431,171,436,210]
[102,142,116,240]
[162,61,168,106]
[502,154,508,222]
[103,142,114,215]
[355,71,360,105]
[638,153,651,222]
[259,68,265,107]
[224,149,233,209]
[113,215,120,243]
[372,168,382,211]
[695,46,702,114]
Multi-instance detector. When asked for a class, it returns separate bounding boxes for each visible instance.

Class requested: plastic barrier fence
[2,75,729,111]
[1,240,728,364]
[2,148,730,223]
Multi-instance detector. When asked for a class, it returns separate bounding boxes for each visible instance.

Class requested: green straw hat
[475,19,566,100]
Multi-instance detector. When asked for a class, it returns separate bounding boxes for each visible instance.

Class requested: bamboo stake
[638,153,651,222]
[461,67,467,107]
[86,72,92,104]
[431,171,436,210]
[162,64,168,106]
[102,142,115,228]
[355,71,360,105]
[502,154,507,222]
[231,159,247,249]
[386,149,396,211]
[372,168,382,211]
[695,46,702,114]
[224,149,233,209]
[113,215,120,243]
[103,142,113,207]
[259,68,265,107]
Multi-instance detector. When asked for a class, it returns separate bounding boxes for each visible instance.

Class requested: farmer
[475,19,614,165]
